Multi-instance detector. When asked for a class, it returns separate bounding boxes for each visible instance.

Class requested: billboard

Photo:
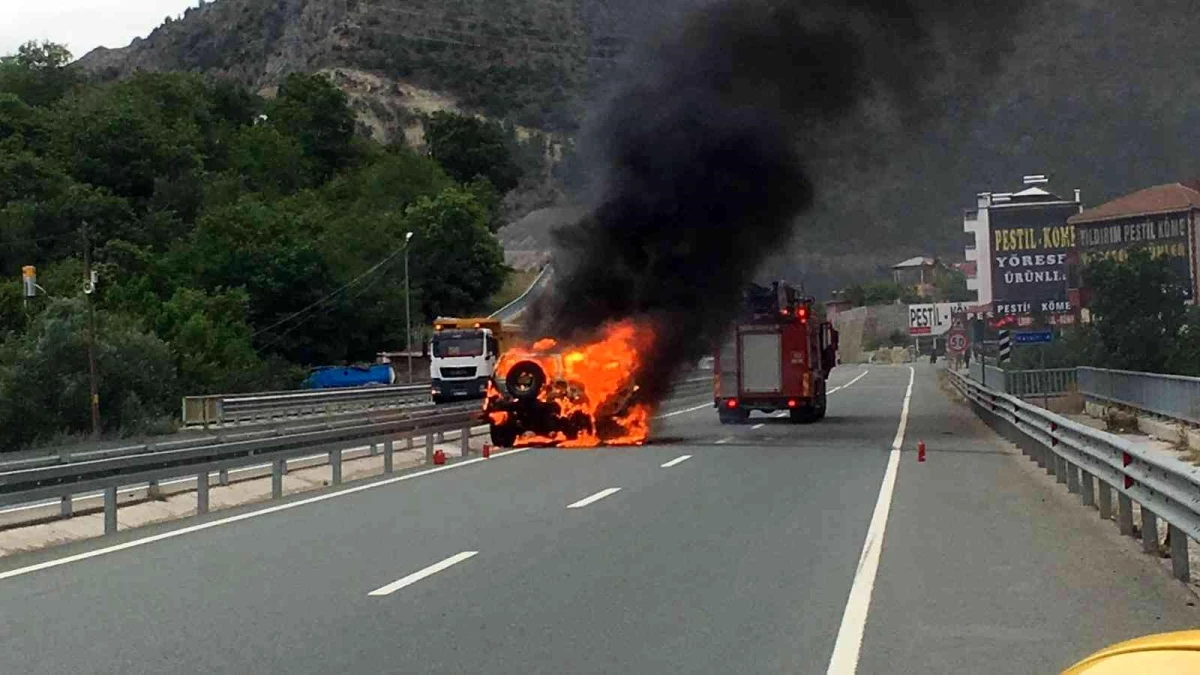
[990,203,1080,316]
[1076,211,1194,299]
[908,302,971,335]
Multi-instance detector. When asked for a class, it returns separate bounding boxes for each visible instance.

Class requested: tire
[490,423,519,448]
[505,361,546,401]
[718,408,749,425]
[432,394,446,405]
[789,406,818,424]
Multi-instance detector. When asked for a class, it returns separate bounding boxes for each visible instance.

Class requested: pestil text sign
[990,202,1080,315]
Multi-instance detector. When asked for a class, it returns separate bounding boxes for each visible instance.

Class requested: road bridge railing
[950,369,1197,582]
[1079,367,1200,427]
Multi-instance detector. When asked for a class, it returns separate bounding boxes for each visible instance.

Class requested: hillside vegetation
[0,42,536,450]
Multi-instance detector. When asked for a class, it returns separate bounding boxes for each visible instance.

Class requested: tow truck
[714,281,838,423]
[429,317,521,403]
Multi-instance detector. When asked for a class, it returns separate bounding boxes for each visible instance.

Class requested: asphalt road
[0,364,1195,674]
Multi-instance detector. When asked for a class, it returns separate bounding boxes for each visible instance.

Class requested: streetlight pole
[404,231,414,383]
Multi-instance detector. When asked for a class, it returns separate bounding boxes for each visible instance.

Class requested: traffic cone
[482,444,492,459]
[433,449,446,465]
[917,440,926,463]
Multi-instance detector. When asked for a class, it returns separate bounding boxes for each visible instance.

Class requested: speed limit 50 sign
[947,329,968,354]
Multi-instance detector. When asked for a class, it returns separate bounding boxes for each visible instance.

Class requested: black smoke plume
[528,0,1030,403]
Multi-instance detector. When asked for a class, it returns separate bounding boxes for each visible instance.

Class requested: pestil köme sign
[990,203,1080,316]
[1075,212,1194,299]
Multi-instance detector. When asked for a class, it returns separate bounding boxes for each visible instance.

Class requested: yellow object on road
[1063,631,1200,674]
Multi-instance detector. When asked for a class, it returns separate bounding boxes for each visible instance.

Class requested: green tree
[424,111,522,192]
[1084,248,1190,374]
[0,41,80,107]
[0,298,178,451]
[267,73,357,181]
[934,267,973,302]
[405,186,506,321]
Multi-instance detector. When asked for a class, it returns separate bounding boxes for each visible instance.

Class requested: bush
[0,298,178,451]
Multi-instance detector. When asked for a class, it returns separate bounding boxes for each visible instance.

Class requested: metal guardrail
[182,383,432,427]
[0,408,484,535]
[950,370,1197,582]
[490,264,552,322]
[3,372,714,534]
[1079,367,1200,427]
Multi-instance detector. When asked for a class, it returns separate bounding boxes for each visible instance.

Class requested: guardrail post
[1169,525,1190,581]
[437,431,445,443]
[1046,450,1057,477]
[426,434,435,463]
[1067,461,1080,493]
[1099,482,1113,520]
[1080,470,1095,507]
[197,472,209,514]
[331,448,343,485]
[460,423,471,458]
[218,468,229,486]
[370,443,379,457]
[104,486,118,534]
[1141,508,1159,554]
[1117,493,1134,536]
[384,439,394,474]
[272,459,284,499]
[406,436,414,450]
[59,495,72,518]
[1033,443,1046,468]
[1056,457,1068,485]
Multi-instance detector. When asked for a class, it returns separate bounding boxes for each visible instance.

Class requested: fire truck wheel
[718,409,749,424]
[789,406,819,424]
[490,422,519,448]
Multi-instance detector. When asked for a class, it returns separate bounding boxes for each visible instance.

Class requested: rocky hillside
[78,0,698,133]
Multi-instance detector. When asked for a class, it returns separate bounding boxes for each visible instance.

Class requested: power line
[251,237,413,341]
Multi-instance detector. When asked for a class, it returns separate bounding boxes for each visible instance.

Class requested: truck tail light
[787,399,797,408]
[797,307,808,322]
[725,398,738,409]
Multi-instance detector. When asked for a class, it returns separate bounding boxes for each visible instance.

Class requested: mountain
[75,0,1200,290]
[77,0,699,133]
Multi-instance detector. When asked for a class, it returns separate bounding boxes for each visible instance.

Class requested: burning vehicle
[483,322,653,448]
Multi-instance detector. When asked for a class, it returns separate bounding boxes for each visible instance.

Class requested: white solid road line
[751,423,765,430]
[567,487,622,509]
[660,455,692,468]
[715,437,733,445]
[828,369,870,395]
[368,551,479,597]
[0,448,529,583]
[656,402,710,419]
[825,365,915,675]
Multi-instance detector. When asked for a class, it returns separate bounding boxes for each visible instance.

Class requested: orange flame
[488,320,655,448]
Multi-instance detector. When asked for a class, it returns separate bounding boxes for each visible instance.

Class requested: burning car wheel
[490,422,519,448]
[505,361,546,401]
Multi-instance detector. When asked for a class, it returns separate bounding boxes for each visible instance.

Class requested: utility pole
[82,222,101,438]
[404,231,414,383]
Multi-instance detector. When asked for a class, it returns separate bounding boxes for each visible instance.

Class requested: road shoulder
[858,365,1199,675]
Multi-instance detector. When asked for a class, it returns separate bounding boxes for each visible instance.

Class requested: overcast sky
[2,0,196,60]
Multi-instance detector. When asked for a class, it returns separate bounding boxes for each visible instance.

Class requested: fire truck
[714,282,838,424]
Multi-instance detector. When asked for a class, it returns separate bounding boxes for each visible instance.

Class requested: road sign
[998,330,1012,363]
[1014,329,1053,345]
[947,329,968,355]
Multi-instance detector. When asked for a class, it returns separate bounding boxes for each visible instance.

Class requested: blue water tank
[304,364,396,389]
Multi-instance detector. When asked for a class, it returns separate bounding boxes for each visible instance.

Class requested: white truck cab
[430,318,518,403]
